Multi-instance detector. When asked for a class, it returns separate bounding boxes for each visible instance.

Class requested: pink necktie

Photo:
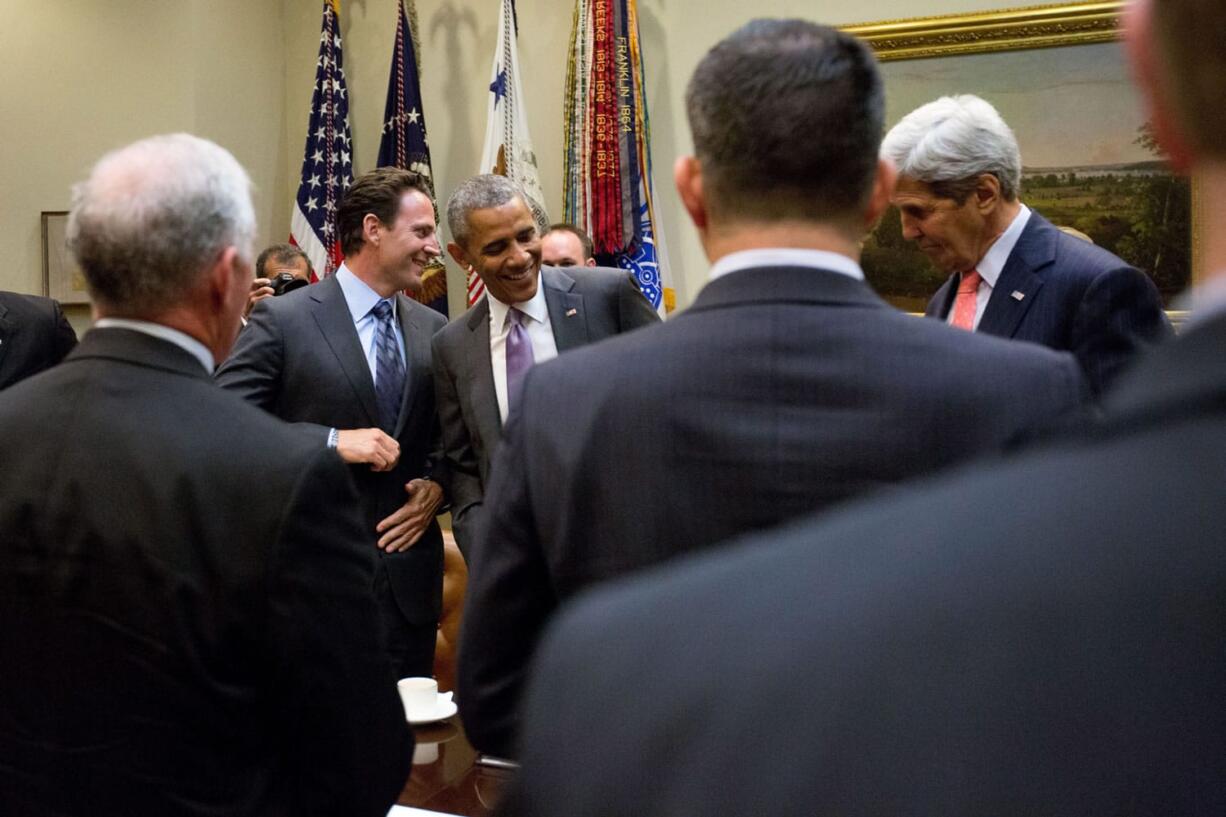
[951,270,982,331]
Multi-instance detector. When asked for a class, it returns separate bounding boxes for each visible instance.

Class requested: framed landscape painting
[843,2,1194,312]
[42,211,91,305]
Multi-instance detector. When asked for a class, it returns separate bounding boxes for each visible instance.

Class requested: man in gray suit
[216,167,447,679]
[457,18,1089,759]
[432,174,658,555]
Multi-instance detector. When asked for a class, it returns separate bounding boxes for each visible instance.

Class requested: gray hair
[446,174,526,246]
[67,133,256,314]
[881,95,1022,202]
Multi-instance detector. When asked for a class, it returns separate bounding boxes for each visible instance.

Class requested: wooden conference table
[397,715,514,816]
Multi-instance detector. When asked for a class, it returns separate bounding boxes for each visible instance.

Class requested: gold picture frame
[842,2,1197,312]
[41,211,91,305]
[843,2,1122,61]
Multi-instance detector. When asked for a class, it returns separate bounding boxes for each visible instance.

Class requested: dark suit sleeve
[457,398,556,758]
[431,332,485,557]
[215,302,330,440]
[49,300,77,363]
[617,271,662,329]
[1071,265,1171,395]
[266,448,412,815]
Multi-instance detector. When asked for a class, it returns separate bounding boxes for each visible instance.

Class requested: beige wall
[0,0,286,334]
[4,0,1024,331]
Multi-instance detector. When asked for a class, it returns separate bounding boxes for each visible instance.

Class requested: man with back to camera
[540,222,598,267]
[0,133,410,816]
[431,175,658,556]
[0,289,77,389]
[506,3,1226,814]
[456,17,1090,759]
[882,93,1172,395]
[217,167,448,679]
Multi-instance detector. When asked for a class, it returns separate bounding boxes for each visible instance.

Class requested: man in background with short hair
[0,133,410,817]
[540,223,597,268]
[245,242,314,317]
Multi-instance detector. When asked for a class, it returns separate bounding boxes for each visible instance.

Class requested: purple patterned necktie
[505,308,535,413]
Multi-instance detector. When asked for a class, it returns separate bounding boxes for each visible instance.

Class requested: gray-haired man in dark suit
[432,174,659,556]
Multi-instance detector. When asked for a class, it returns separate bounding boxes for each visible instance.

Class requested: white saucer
[406,691,457,725]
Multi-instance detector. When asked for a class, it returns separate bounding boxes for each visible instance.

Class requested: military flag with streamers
[378,0,447,317]
[291,0,354,281]
[474,0,548,305]
[563,0,674,316]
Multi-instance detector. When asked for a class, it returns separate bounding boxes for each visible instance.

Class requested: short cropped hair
[685,19,884,225]
[446,174,526,246]
[255,243,312,278]
[338,167,432,257]
[67,133,255,315]
[1151,0,1226,159]
[544,223,594,260]
[881,95,1022,203]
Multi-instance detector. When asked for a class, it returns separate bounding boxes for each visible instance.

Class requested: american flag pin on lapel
[565,308,578,317]
[1011,290,1025,301]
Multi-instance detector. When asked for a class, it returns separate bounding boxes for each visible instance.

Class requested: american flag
[473,0,548,305]
[378,0,447,317]
[290,0,354,281]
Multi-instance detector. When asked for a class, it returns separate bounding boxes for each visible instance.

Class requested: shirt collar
[974,204,1031,288]
[487,271,550,331]
[93,318,215,373]
[335,262,395,323]
[708,248,865,282]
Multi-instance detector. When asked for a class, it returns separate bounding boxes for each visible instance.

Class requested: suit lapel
[465,298,502,438]
[927,276,957,319]
[393,295,433,437]
[542,267,588,351]
[309,275,381,427]
[976,215,1052,338]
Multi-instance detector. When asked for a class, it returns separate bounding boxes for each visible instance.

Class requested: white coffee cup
[398,676,438,720]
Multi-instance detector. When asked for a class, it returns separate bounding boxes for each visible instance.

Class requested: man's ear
[674,156,707,231]
[446,241,472,272]
[974,173,1005,215]
[864,157,898,228]
[362,213,383,248]
[1125,0,1194,172]
[205,246,243,309]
